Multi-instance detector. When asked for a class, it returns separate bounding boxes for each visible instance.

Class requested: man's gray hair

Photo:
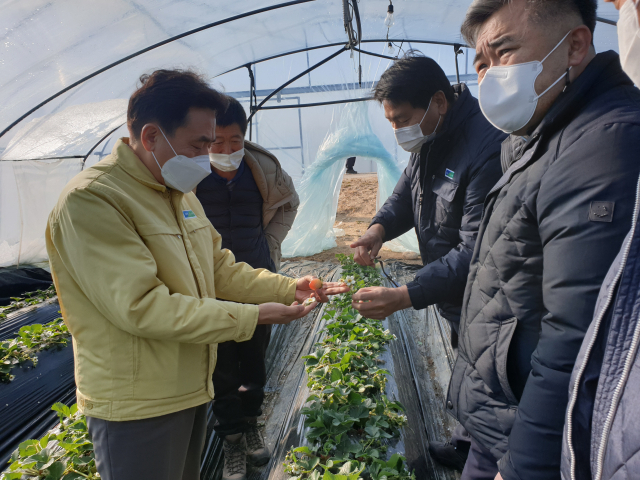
[460,0,598,46]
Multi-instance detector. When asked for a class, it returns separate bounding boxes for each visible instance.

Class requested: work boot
[346,168,358,174]
[223,433,247,480]
[245,417,270,466]
[428,441,469,472]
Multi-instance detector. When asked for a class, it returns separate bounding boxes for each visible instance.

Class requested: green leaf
[330,368,343,382]
[44,461,66,480]
[18,439,39,456]
[2,473,23,480]
[51,402,71,418]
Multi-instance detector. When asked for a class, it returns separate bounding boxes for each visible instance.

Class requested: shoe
[428,441,468,472]
[245,418,271,466]
[346,168,358,174]
[223,433,247,480]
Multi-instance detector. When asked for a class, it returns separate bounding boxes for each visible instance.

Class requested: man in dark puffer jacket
[562,1,640,479]
[448,1,640,479]
[195,97,299,480]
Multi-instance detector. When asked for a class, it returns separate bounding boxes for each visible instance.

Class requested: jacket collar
[500,51,630,172]
[530,51,632,142]
[243,147,269,201]
[417,84,476,163]
[113,138,167,192]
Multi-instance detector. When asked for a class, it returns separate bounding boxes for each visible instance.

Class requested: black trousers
[212,324,272,437]
[87,404,208,480]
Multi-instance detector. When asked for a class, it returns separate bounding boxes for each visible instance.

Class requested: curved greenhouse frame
[0,0,621,267]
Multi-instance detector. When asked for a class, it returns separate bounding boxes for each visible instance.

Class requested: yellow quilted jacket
[46,138,296,421]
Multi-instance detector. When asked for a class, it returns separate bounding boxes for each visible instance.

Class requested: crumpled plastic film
[282,101,419,258]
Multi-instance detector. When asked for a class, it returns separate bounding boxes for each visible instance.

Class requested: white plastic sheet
[282,101,419,258]
[0,158,82,267]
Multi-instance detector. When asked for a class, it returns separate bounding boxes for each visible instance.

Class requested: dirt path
[287,173,422,265]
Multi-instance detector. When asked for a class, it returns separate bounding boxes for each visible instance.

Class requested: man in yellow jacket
[46,69,346,480]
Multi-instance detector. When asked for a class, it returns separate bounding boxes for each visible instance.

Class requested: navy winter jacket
[448,51,640,480]
[372,84,505,327]
[561,181,640,480]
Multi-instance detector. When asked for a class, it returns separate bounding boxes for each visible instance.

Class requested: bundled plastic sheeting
[282,102,419,258]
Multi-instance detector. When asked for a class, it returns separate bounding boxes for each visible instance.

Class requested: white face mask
[479,31,572,134]
[618,0,640,86]
[210,148,245,172]
[394,96,442,153]
[151,128,211,193]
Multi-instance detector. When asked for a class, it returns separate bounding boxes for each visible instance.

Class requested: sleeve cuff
[234,304,259,343]
[406,280,434,310]
[283,278,297,305]
[498,451,523,480]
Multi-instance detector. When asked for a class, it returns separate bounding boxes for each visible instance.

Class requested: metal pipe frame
[247,46,347,122]
[0,0,316,141]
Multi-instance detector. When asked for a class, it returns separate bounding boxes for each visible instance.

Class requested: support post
[453,43,463,85]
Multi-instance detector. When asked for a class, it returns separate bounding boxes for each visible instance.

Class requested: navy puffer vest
[196,162,275,272]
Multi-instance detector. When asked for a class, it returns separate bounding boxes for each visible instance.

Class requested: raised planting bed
[1,260,459,480]
[283,254,414,479]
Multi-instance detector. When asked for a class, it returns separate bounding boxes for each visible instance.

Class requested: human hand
[295,275,350,304]
[351,285,412,319]
[257,301,316,325]
[350,224,385,267]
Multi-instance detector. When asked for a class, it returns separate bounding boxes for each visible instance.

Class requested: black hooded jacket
[372,84,505,327]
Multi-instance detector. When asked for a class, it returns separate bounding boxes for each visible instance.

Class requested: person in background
[194,96,299,480]
[448,1,640,479]
[46,70,347,480]
[562,1,640,480]
[346,156,357,174]
[350,52,506,471]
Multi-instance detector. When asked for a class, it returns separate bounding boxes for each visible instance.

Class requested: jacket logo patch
[445,169,455,180]
[589,201,615,223]
[182,210,196,219]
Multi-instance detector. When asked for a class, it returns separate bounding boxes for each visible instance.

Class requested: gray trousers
[87,403,208,480]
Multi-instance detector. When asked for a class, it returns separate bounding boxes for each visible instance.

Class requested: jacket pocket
[183,216,210,234]
[432,176,459,203]
[432,176,460,229]
[495,317,519,405]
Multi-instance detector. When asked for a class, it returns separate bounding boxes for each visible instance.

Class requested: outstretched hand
[295,275,350,304]
[257,301,317,325]
[351,285,412,320]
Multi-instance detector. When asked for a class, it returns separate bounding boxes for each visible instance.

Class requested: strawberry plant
[0,318,70,382]
[284,254,415,480]
[1,403,98,480]
[1,286,57,321]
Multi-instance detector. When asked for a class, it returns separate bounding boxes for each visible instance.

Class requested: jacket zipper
[567,175,640,480]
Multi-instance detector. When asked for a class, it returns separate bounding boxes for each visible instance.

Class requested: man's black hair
[373,52,455,109]
[461,0,598,46]
[128,69,228,140]
[217,96,248,136]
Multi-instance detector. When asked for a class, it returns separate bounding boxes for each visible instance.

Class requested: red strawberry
[309,278,323,290]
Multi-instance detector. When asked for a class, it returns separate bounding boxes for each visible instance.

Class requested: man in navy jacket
[350,53,506,470]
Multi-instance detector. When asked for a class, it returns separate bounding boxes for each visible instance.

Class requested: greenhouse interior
[0,0,625,479]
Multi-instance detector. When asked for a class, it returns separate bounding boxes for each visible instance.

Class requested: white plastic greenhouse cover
[0,0,622,266]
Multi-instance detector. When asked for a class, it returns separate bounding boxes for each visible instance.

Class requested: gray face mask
[151,128,211,193]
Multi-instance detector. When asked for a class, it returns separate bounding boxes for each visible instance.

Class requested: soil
[287,173,423,265]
